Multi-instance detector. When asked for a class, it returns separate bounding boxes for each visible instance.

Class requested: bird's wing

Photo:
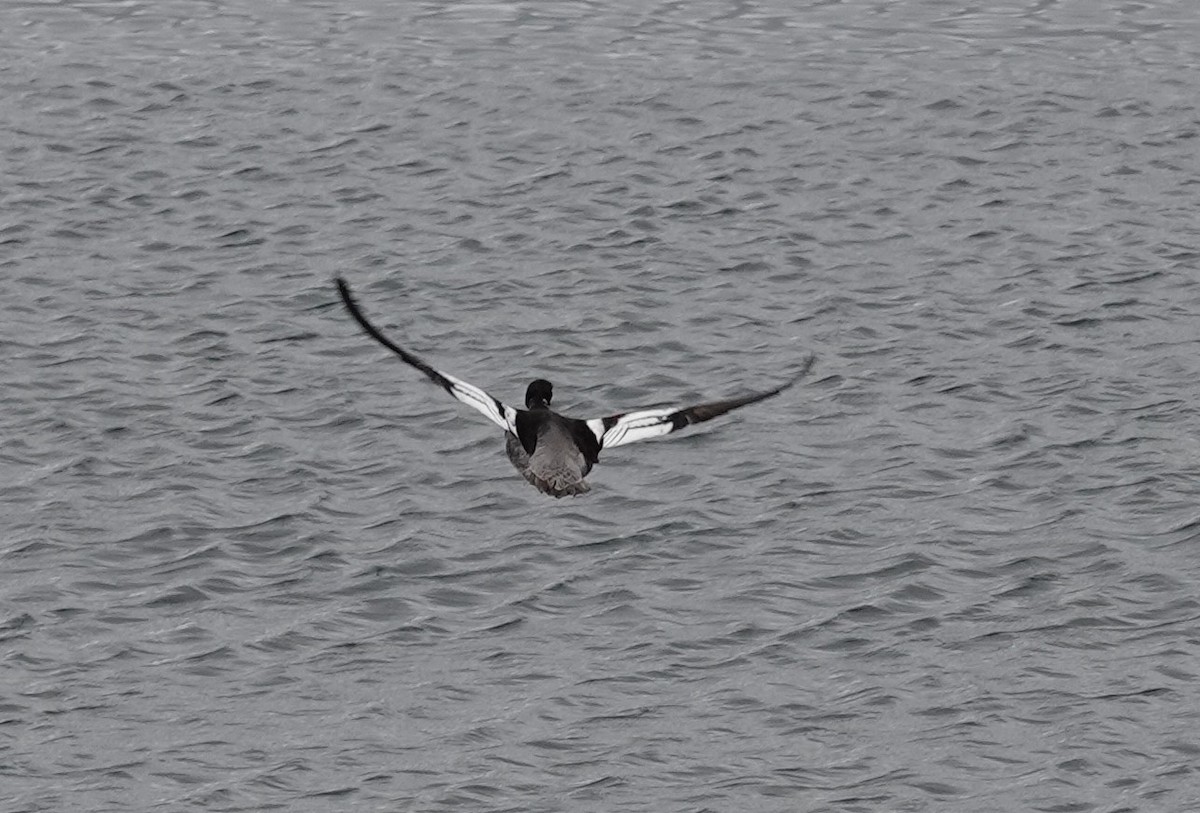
[583,355,814,450]
[336,277,519,434]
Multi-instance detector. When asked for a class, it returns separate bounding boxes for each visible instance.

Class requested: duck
[335,277,814,497]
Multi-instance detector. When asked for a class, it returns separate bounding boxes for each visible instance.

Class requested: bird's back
[505,415,593,498]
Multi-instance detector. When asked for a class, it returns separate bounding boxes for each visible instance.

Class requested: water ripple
[2,0,1199,811]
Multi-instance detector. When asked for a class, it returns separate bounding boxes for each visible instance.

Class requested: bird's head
[525,379,553,409]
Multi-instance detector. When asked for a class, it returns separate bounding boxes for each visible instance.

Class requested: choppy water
[4,1,1200,811]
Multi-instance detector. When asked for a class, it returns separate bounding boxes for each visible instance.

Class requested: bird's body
[335,277,813,497]
[505,418,593,497]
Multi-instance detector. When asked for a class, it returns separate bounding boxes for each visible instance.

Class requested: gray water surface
[4,1,1200,811]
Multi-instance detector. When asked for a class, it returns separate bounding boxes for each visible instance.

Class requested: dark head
[525,379,553,409]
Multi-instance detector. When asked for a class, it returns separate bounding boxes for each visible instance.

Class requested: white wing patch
[590,407,679,449]
[584,362,814,452]
[441,370,519,435]
[336,278,521,436]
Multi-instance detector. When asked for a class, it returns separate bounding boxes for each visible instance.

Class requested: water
[3,1,1200,810]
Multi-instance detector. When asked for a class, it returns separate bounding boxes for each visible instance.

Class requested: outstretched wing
[584,355,815,450]
[336,277,519,434]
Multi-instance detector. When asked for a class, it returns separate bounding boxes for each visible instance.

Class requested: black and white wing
[336,277,519,435]
[584,355,815,450]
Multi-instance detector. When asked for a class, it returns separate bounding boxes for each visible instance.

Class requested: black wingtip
[773,353,816,395]
[792,353,816,385]
[335,276,372,331]
[334,275,393,352]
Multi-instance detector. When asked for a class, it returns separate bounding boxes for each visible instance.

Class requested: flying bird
[335,277,814,497]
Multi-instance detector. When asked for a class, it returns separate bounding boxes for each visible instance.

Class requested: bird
[335,277,814,497]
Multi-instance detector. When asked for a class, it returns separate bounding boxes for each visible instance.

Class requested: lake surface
[3,1,1200,810]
